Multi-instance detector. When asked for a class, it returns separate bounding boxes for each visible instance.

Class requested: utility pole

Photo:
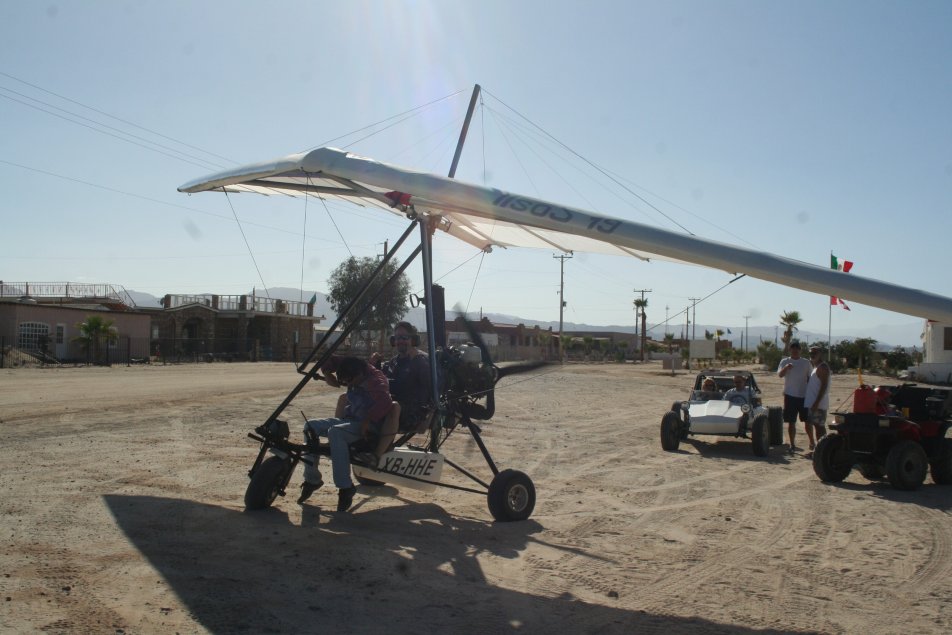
[743,314,751,352]
[554,253,572,362]
[689,298,700,341]
[633,289,651,362]
[665,305,670,336]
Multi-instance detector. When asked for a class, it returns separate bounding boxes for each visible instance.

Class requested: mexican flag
[830,254,853,310]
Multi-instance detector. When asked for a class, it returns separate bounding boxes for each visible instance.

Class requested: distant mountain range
[127,287,924,350]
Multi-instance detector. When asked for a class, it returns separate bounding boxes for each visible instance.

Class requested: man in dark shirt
[375,321,432,435]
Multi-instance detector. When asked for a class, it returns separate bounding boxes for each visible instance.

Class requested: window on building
[18,322,50,352]
[56,324,65,344]
[944,327,952,351]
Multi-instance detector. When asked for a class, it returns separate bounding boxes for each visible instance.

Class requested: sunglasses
[394,334,411,341]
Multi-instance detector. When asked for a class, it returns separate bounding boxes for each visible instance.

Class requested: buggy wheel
[930,439,952,485]
[813,434,853,482]
[245,456,292,510]
[886,440,928,490]
[767,407,784,446]
[856,462,885,481]
[751,415,769,457]
[488,469,536,522]
[660,411,681,451]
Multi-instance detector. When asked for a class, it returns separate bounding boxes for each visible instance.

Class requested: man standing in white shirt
[778,341,813,454]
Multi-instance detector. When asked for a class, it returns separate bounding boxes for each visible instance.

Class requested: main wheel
[930,439,952,485]
[767,407,784,446]
[660,411,681,451]
[813,434,853,482]
[488,469,536,522]
[885,440,928,490]
[245,456,292,510]
[751,414,769,457]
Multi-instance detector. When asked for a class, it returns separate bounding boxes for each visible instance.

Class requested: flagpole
[828,250,833,348]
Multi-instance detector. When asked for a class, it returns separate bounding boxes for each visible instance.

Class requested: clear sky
[3,1,950,347]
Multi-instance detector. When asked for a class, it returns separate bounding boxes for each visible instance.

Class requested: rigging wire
[481,88,694,235]
[223,189,273,305]
[318,191,353,258]
[465,250,488,315]
[305,88,467,152]
[300,176,311,303]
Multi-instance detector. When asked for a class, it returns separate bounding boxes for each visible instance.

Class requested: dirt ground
[1,360,950,634]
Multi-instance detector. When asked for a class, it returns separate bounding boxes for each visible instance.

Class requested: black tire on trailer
[929,439,952,485]
[751,414,769,457]
[661,411,681,452]
[856,462,885,480]
[487,469,536,522]
[885,440,928,491]
[813,434,852,483]
[245,456,292,510]
[768,407,784,446]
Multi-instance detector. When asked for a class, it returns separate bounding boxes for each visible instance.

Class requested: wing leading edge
[179,147,952,323]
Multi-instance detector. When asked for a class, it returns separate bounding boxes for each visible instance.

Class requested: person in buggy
[298,356,396,512]
[723,373,754,403]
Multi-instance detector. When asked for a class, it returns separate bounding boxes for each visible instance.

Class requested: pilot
[371,320,432,442]
[723,374,753,403]
[298,356,395,512]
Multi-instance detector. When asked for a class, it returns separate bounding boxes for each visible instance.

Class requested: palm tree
[779,310,802,354]
[664,332,675,354]
[73,315,118,365]
[634,298,648,361]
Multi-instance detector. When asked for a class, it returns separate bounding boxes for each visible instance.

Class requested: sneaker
[788,445,798,455]
[336,486,357,512]
[297,479,323,504]
[809,442,816,451]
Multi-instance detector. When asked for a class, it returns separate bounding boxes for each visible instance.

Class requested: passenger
[700,378,718,400]
[298,356,394,512]
[723,374,753,403]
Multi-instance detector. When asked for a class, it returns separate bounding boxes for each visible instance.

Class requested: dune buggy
[661,370,784,457]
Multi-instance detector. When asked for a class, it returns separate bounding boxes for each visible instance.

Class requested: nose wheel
[488,469,536,521]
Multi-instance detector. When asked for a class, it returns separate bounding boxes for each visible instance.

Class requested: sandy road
[1,361,950,634]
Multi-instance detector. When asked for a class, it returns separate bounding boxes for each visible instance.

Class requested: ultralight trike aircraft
[179,86,952,521]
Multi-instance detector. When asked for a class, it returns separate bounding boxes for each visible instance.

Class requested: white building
[908,321,952,383]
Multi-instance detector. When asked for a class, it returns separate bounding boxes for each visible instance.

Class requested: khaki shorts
[808,408,827,428]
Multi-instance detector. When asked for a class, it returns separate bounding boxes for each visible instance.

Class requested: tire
[751,415,769,457]
[885,440,928,491]
[929,439,952,485]
[813,434,853,482]
[245,456,292,510]
[856,463,885,481]
[660,411,681,452]
[768,407,784,446]
[488,469,536,522]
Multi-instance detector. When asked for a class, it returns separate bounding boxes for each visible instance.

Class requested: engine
[436,344,498,420]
